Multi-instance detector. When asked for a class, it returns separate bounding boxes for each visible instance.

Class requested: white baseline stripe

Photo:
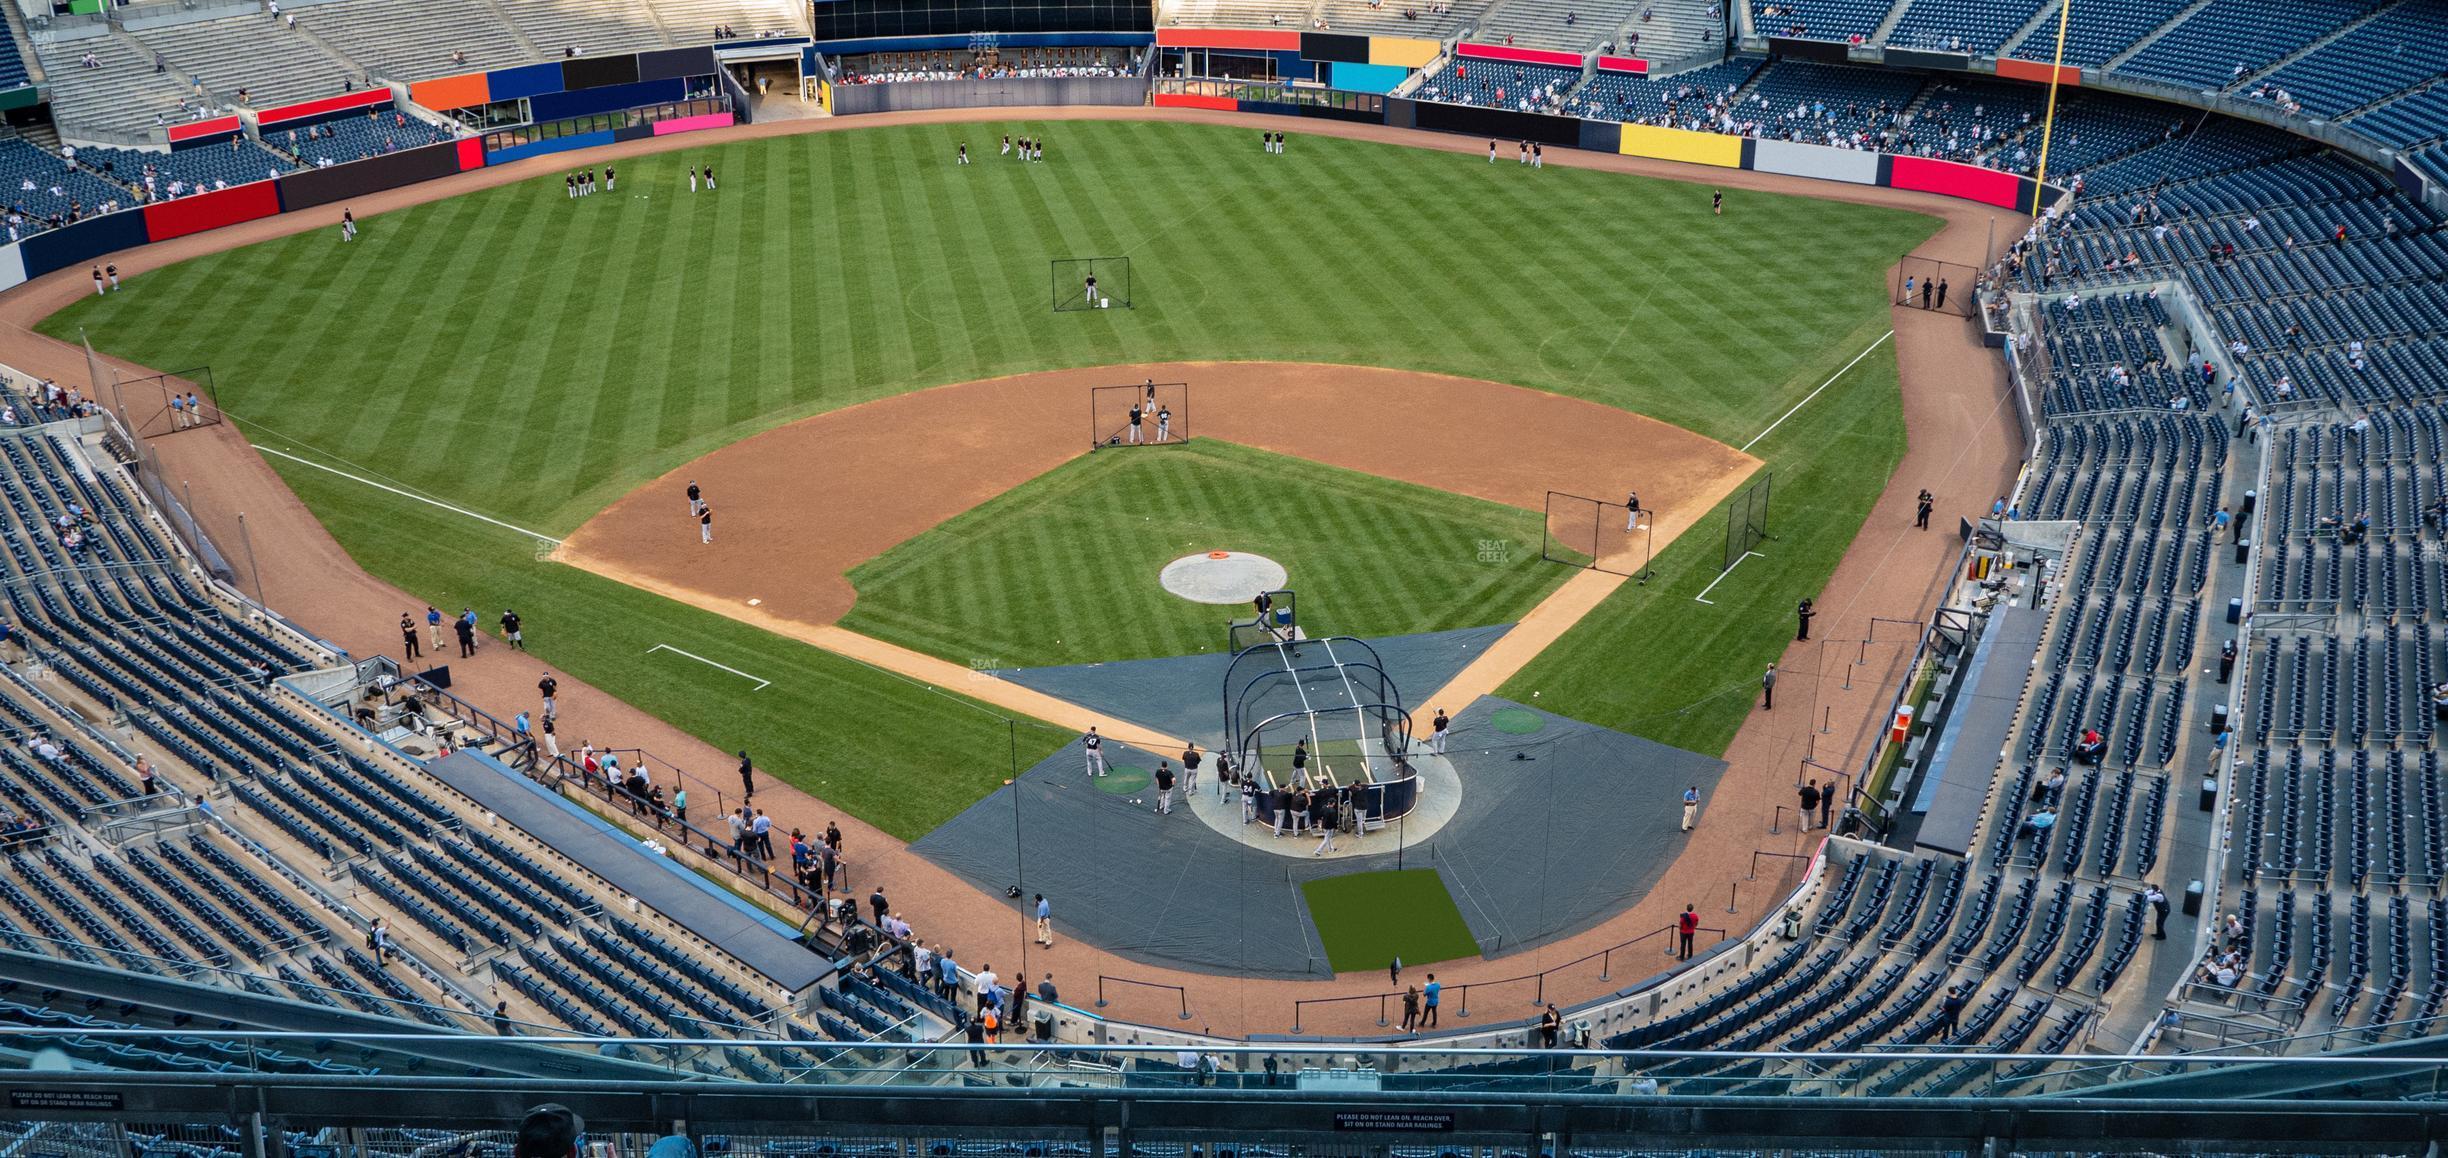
[1694,550,1765,605]
[1741,329,1897,454]
[647,643,771,690]
[252,444,563,545]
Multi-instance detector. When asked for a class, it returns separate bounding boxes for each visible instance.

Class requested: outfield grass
[48,120,1939,834]
[1302,868,1483,973]
[841,440,1568,667]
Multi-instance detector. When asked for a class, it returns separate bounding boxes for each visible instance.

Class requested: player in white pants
[1082,728,1107,777]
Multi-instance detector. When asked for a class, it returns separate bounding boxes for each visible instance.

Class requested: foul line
[1695,551,1766,605]
[252,445,563,546]
[1741,329,1896,454]
[646,643,771,691]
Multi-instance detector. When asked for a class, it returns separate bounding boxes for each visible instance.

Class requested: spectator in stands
[2074,728,2105,764]
[962,1008,988,1065]
[2017,807,2057,844]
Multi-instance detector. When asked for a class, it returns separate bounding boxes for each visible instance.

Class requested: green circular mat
[1489,707,1546,735]
[1094,765,1152,795]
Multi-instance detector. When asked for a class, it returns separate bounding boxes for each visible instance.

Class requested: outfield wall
[0,87,2062,297]
[0,136,488,290]
[828,75,1150,115]
[1376,95,2059,209]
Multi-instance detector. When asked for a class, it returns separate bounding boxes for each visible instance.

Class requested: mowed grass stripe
[840,440,1566,667]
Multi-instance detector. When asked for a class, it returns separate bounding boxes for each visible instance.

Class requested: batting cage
[1221,634,1421,826]
[1090,381,1191,450]
[1723,472,1774,571]
[1053,256,1131,311]
[1541,490,1653,580]
[1893,252,1979,318]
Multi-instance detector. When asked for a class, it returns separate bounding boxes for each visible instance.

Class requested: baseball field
[44,118,1936,839]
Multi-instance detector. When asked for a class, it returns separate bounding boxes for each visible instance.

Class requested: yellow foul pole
[2028,0,2075,217]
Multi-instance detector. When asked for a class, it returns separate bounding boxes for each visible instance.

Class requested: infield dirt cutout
[557,360,1758,728]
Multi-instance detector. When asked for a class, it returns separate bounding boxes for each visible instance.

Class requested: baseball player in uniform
[1156,405,1172,443]
[1127,402,1143,444]
[1430,708,1450,755]
[1082,727,1106,776]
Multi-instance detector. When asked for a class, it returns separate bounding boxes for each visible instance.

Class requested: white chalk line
[1694,550,1765,605]
[1740,329,1897,454]
[251,444,563,546]
[646,643,771,691]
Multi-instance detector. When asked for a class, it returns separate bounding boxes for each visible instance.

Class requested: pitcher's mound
[1160,551,1286,604]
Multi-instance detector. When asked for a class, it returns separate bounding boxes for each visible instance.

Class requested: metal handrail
[1286,923,1729,1034]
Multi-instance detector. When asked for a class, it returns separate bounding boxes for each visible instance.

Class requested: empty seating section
[1749,0,1893,44]
[1608,761,2168,1086]
[34,32,217,140]
[1307,0,1488,37]
[2347,86,2448,150]
[0,140,130,234]
[1164,0,1317,29]
[2117,0,2381,91]
[0,20,28,90]
[1620,0,1725,60]
[0,422,951,1072]
[130,16,358,112]
[298,0,535,81]
[1885,0,2042,54]
[655,0,809,40]
[2006,0,2188,66]
[1474,0,1720,56]
[493,0,668,58]
[78,142,297,197]
[2253,5,2448,117]
[1478,0,1648,52]
[1413,58,1585,111]
[276,115,460,168]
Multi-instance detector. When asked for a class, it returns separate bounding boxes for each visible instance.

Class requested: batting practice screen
[1893,252,1978,318]
[1541,490,1649,578]
[1723,473,1773,572]
[1090,381,1190,449]
[1053,256,1131,311]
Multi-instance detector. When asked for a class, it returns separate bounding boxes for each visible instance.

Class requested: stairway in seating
[1994,0,2062,60]
[2233,0,2406,90]
[2102,0,2219,71]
